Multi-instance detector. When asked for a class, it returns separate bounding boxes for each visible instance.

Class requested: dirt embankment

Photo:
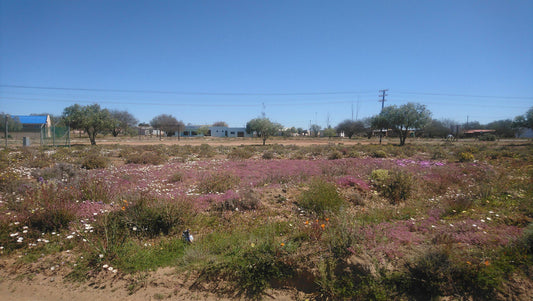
[0,261,301,301]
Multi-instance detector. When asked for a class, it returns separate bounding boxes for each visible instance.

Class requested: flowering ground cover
[0,142,532,300]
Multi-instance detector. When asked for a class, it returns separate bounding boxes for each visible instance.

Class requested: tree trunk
[399,130,407,146]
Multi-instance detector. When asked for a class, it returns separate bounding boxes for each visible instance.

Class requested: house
[209,126,249,138]
[462,129,495,138]
[11,115,52,140]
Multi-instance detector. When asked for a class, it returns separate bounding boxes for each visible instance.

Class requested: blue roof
[13,115,48,124]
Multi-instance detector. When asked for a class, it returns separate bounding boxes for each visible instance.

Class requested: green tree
[1,113,22,136]
[212,121,228,127]
[110,110,138,137]
[62,104,113,145]
[323,127,336,139]
[513,107,533,129]
[197,125,210,136]
[423,119,451,138]
[245,118,282,145]
[150,114,184,139]
[486,119,514,138]
[310,124,321,137]
[335,119,366,139]
[371,102,431,146]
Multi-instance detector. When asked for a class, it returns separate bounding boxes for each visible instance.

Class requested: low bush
[403,249,456,299]
[81,153,110,169]
[298,178,344,216]
[33,163,84,184]
[211,190,261,212]
[168,171,184,183]
[124,198,193,237]
[125,151,167,165]
[227,147,254,160]
[262,150,275,160]
[478,133,496,141]
[198,144,215,158]
[457,152,475,162]
[371,169,413,204]
[28,204,76,233]
[371,150,387,158]
[197,172,240,194]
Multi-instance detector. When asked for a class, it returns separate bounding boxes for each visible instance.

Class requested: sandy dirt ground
[0,265,300,301]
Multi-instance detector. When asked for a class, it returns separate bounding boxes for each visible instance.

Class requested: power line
[1,84,531,100]
[0,84,375,97]
[395,90,533,100]
[0,96,376,107]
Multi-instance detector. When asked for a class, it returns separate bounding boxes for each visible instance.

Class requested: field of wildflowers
[0,141,532,300]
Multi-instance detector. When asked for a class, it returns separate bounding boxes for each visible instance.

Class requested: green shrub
[197,172,240,194]
[478,134,496,141]
[33,163,84,184]
[404,249,455,299]
[198,144,215,158]
[372,170,413,204]
[370,169,390,184]
[298,178,344,216]
[124,199,193,238]
[28,204,76,233]
[211,190,261,212]
[457,152,475,162]
[125,151,167,165]
[328,150,343,160]
[168,171,184,183]
[371,150,387,158]
[227,147,254,160]
[81,153,110,169]
[262,150,275,160]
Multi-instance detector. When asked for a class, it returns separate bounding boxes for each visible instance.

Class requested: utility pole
[379,89,388,111]
[378,89,388,144]
[4,114,8,149]
[351,101,354,121]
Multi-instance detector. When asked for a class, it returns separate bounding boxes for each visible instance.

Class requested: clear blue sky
[1,0,532,128]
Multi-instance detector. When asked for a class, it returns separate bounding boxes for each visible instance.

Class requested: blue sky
[1,0,532,128]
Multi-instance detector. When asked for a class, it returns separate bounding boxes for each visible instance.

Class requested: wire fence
[2,125,70,148]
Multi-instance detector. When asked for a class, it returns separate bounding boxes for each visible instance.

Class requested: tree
[245,118,282,145]
[323,127,336,139]
[212,121,228,127]
[513,107,533,129]
[486,119,514,138]
[423,119,451,138]
[310,124,321,137]
[62,104,113,145]
[335,119,366,139]
[1,113,22,136]
[197,125,210,136]
[150,114,184,139]
[371,102,431,146]
[110,110,138,137]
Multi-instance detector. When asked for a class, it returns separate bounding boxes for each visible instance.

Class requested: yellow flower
[484,260,490,266]
[466,261,471,265]
[305,220,309,225]
[280,243,285,247]
[121,206,126,211]
[320,224,325,229]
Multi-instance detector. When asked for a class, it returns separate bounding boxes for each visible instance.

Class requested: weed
[458,151,475,162]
